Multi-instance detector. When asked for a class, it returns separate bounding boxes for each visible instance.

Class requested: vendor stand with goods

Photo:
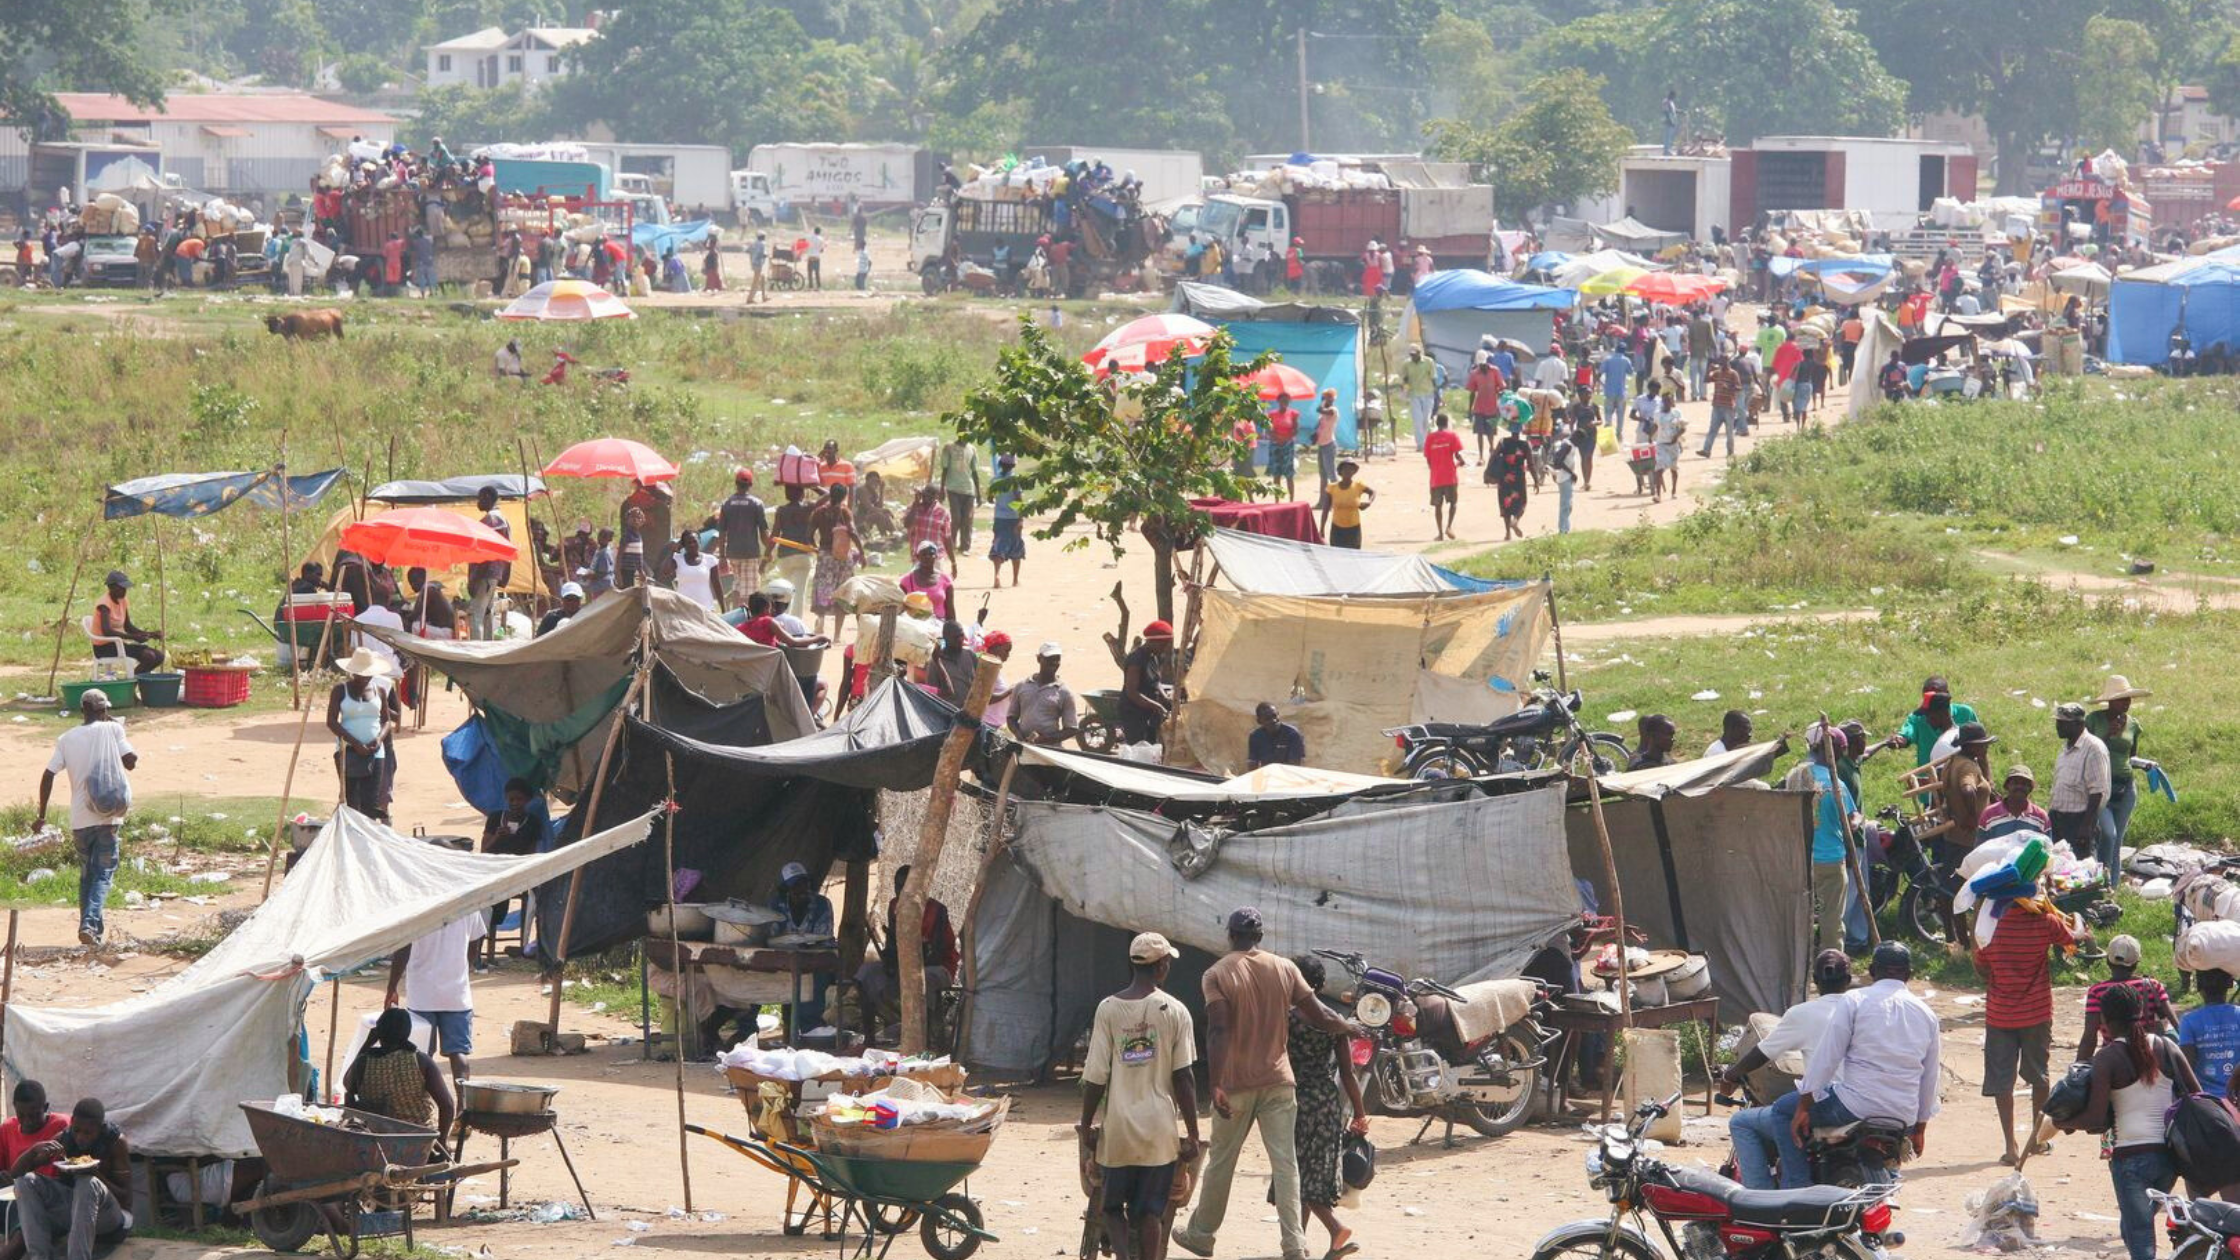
[686,1044,1000,1258]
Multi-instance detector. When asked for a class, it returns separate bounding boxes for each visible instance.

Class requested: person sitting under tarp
[91,571,164,676]
[855,864,960,1046]
[13,1097,131,1260]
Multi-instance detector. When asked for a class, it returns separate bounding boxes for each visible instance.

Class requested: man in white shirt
[354,599,405,679]
[2049,701,2110,861]
[386,911,487,1088]
[1725,950,1854,1187]
[1531,345,1569,392]
[35,691,137,946]
[1777,942,1940,1188]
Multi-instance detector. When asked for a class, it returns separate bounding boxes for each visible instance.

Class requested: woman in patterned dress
[1490,423,1533,540]
[1282,954,1369,1260]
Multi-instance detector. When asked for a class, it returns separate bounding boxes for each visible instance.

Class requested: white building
[0,92,400,199]
[1575,147,1733,244]
[423,27,598,91]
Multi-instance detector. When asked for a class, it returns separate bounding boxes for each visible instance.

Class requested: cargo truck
[1019,147,1205,206]
[907,190,1157,296]
[746,143,942,210]
[1190,159,1496,291]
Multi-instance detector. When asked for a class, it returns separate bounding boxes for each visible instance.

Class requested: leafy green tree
[1428,68,1630,219]
[2,0,170,134]
[409,81,551,149]
[949,320,1267,623]
[333,52,393,95]
[2076,17,2161,154]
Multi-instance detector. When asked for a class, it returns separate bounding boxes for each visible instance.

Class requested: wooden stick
[44,504,101,698]
[544,628,655,1035]
[0,909,19,1062]
[323,977,341,1105]
[1544,576,1568,695]
[521,437,568,601]
[1578,752,1633,1022]
[278,443,301,710]
[955,754,1019,1064]
[261,603,344,898]
[663,753,693,1212]
[898,654,998,1056]
[1821,711,1882,948]
[152,518,168,650]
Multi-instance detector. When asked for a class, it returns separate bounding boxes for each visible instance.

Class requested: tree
[948,321,1267,624]
[1,0,170,134]
[1428,69,1630,219]
[2076,18,2160,155]
[1539,0,1904,145]
[409,82,551,149]
[334,52,394,95]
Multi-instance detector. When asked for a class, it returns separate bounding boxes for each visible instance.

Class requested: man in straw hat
[2087,675,2152,884]
[2049,703,2110,866]
[1081,931,1201,1260]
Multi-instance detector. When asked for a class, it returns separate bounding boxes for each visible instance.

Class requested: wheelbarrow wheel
[248,1180,321,1253]
[866,1202,918,1234]
[1077,719,1115,754]
[921,1193,984,1260]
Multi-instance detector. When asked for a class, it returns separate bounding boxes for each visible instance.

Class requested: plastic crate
[182,667,252,708]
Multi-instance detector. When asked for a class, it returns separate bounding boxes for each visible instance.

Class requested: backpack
[2167,1092,2240,1189]
[2043,1060,2095,1123]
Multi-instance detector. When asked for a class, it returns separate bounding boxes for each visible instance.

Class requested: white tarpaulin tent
[6,808,656,1156]
[1015,743,1421,802]
[1203,527,1497,597]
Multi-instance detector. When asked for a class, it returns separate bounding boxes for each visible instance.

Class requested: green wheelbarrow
[774,1141,993,1260]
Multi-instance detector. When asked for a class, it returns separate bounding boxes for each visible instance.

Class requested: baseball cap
[1812,948,1853,989]
[79,689,111,711]
[2004,764,2036,787]
[1870,941,1914,976]
[780,862,810,886]
[2053,702,2088,722]
[735,467,754,484]
[1226,906,1264,934]
[2107,935,2142,967]
[915,540,940,556]
[104,569,131,589]
[1129,932,1180,964]
[1037,641,1063,658]
[559,581,585,599]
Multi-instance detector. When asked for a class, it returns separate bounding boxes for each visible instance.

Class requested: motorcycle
[1384,672,1631,778]
[2155,1188,2240,1260]
[1313,948,1556,1143]
[1712,1084,1913,1189]
[1531,1092,1904,1260]
[1860,806,2122,947]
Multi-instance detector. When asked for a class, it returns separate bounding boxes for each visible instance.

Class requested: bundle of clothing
[1956,834,2094,948]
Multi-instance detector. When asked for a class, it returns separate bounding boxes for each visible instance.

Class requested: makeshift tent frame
[6,807,656,1157]
[1176,580,1552,777]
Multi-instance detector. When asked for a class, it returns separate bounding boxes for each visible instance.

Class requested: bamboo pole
[544,624,656,1035]
[152,519,168,649]
[1578,755,1633,1022]
[323,977,342,1105]
[1820,710,1882,948]
[898,654,998,1056]
[44,504,103,698]
[663,754,694,1212]
[260,604,344,899]
[521,438,568,601]
[0,909,19,1061]
[954,754,1019,1064]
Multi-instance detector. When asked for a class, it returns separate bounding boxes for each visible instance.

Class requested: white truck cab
[728,169,782,225]
[1197,194,1289,263]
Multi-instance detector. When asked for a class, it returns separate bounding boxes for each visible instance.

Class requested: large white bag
[2177,920,2240,974]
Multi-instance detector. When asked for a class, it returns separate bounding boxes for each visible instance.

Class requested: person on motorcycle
[1765,943,1939,1189]
[1725,949,1855,1187]
[1628,714,1675,770]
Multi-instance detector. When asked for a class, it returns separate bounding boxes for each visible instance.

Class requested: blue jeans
[2100,778,2137,884]
[1844,849,1873,951]
[1603,393,1626,426]
[413,262,436,293]
[1700,406,1740,456]
[2110,1147,2176,1260]
[1689,356,1709,399]
[1729,1090,1861,1189]
[1558,480,1575,534]
[74,825,119,940]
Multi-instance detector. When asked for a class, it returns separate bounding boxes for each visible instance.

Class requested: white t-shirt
[1756,990,1852,1073]
[402,911,486,1012]
[355,607,404,675]
[673,554,722,610]
[47,720,135,829]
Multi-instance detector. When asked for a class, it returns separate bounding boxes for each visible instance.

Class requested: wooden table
[1545,996,1720,1121]
[641,939,843,1051]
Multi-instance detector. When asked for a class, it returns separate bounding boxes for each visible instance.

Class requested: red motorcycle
[1531,1092,1904,1260]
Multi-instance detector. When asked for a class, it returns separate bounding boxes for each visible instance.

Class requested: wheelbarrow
[1077,689,1123,754]
[683,1123,992,1260]
[236,1102,515,1257]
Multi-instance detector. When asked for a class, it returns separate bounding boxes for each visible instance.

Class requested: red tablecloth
[1189,498,1322,544]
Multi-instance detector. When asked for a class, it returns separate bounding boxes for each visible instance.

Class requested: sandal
[1998,1152,2018,1167]
[1326,1244,1362,1260]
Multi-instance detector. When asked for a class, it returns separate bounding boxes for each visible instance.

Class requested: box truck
[746,143,938,209]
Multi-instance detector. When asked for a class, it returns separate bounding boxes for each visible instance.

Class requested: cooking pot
[459,1081,559,1116]
[647,903,716,939]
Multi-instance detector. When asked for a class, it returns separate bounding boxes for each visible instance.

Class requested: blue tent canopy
[1769,254,1894,279]
[103,468,346,521]
[1524,251,1574,274]
[1409,270,1575,313]
[2108,259,2240,365]
[1221,320,1364,450]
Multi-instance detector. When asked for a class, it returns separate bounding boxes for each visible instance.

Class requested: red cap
[983,631,1012,653]
[735,467,754,485]
[1143,620,1175,640]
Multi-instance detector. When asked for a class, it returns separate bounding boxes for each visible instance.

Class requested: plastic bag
[1597,424,1619,456]
[82,740,131,817]
[1957,1171,2039,1252]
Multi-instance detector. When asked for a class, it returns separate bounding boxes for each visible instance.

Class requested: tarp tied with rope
[102,468,347,521]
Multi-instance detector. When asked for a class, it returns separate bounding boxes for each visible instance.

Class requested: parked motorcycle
[1712,1085,1913,1189]
[1384,672,1631,778]
[1860,806,2122,947]
[2155,1188,2240,1260]
[1532,1092,1904,1260]
[1313,948,1555,1141]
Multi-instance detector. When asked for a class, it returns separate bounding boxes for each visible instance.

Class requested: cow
[264,309,346,340]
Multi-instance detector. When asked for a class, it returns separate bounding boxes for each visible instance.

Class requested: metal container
[458,1081,559,1116]
[1666,955,1712,1001]
[707,901,785,948]
[647,903,716,940]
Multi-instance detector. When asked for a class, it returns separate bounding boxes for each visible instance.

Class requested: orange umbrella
[1624,272,1727,303]
[541,437,679,483]
[1083,312,1216,368]
[1239,362,1318,401]
[340,508,518,569]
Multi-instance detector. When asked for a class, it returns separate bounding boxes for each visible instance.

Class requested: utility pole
[1296,28,1311,153]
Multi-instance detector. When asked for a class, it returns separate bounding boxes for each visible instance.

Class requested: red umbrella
[541,437,679,483]
[340,508,518,569]
[1238,361,1318,401]
[1624,272,1727,303]
[1083,312,1217,368]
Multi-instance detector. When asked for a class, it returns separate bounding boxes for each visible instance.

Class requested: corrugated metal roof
[517,28,597,48]
[426,26,508,51]
[52,92,399,127]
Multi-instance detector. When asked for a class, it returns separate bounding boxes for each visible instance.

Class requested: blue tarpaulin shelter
[2108,258,2240,366]
[103,468,346,521]
[1769,254,1895,279]
[1404,270,1574,383]
[1172,282,1365,450]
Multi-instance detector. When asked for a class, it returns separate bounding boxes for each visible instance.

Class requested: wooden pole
[323,977,342,1104]
[520,438,568,602]
[1577,754,1633,1022]
[281,437,301,710]
[0,909,19,1062]
[663,754,694,1211]
[260,604,344,899]
[44,505,102,698]
[544,627,656,1035]
[1820,710,1882,948]
[898,654,998,1056]
[152,519,169,649]
[1544,576,1569,695]
[954,754,1019,1064]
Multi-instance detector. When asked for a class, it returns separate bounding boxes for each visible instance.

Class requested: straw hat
[2092,675,2152,706]
[341,647,394,678]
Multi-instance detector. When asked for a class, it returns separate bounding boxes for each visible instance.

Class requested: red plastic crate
[182,667,252,708]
